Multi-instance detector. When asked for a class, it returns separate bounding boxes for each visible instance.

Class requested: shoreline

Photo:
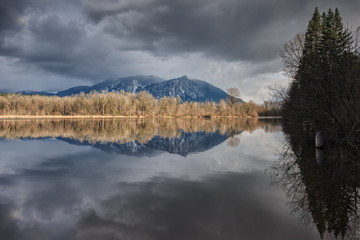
[0,115,282,120]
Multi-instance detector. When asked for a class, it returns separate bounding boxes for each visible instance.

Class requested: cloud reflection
[0,119,319,239]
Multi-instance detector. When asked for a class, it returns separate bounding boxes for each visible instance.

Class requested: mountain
[55,86,90,97]
[56,75,229,102]
[144,76,228,102]
[56,75,164,97]
[17,90,55,96]
[58,130,228,157]
[0,89,13,94]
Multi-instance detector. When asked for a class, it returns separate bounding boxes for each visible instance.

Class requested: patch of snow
[132,80,139,93]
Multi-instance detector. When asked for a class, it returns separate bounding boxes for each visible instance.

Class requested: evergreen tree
[284,8,322,126]
[303,7,322,59]
[282,8,360,142]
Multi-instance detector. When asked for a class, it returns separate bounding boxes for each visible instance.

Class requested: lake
[0,118,354,239]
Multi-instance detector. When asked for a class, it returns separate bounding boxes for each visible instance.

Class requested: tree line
[279,8,360,146]
[0,91,280,117]
[275,8,360,237]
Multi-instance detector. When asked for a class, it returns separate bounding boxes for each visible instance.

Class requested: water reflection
[0,118,281,156]
[270,124,360,239]
[0,118,322,240]
[0,171,317,240]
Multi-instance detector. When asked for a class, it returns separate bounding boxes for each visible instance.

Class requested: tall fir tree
[303,7,322,59]
[284,8,322,126]
[283,8,359,139]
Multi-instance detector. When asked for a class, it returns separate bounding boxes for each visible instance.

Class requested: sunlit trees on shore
[0,91,278,117]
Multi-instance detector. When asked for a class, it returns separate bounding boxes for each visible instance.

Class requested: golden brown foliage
[0,91,279,117]
[0,118,282,144]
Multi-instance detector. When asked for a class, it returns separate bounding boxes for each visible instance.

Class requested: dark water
[0,118,352,240]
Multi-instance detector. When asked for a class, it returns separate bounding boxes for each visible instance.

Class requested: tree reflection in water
[226,128,241,147]
[0,118,281,144]
[269,124,360,239]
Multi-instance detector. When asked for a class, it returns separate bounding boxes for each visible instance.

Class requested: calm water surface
[0,119,327,239]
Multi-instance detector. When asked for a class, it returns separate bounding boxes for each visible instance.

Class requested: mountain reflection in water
[0,118,281,156]
[270,124,360,239]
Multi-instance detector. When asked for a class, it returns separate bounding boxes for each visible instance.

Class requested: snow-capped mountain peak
[55,75,229,102]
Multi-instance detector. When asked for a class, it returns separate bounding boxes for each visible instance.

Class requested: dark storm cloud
[0,0,360,92]
[11,15,85,61]
[0,0,32,56]
[0,0,93,78]
[82,0,360,62]
[0,0,81,33]
[0,0,32,32]
[82,0,307,62]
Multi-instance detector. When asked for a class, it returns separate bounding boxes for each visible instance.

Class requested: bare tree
[280,32,305,78]
[267,83,289,103]
[227,88,240,99]
[227,136,240,147]
[226,88,241,115]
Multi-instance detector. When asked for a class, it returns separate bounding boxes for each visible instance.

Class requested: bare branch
[280,32,305,78]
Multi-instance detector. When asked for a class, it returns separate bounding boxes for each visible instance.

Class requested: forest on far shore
[0,91,280,118]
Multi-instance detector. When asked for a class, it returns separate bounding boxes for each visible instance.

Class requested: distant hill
[143,76,228,102]
[17,91,56,96]
[15,75,236,103]
[56,75,230,102]
[56,75,163,97]
[0,89,12,94]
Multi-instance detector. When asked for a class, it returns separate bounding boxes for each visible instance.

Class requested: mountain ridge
[58,130,228,157]
[18,75,235,103]
[56,75,164,97]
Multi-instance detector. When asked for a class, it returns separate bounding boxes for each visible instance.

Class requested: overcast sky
[1,0,359,102]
